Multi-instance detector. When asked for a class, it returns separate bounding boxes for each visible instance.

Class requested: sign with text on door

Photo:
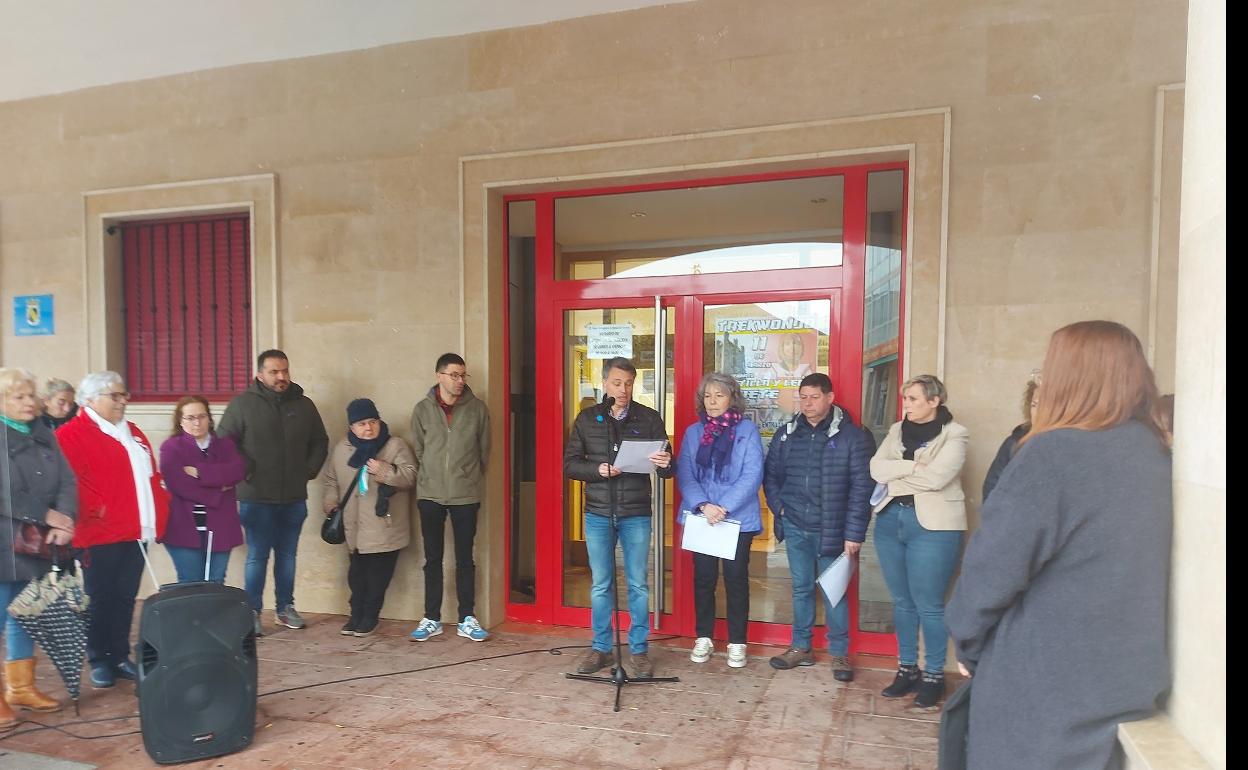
[586,323,634,359]
[711,316,821,442]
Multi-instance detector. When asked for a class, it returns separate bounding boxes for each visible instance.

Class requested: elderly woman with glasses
[159,397,246,584]
[675,372,764,669]
[0,367,77,724]
[57,371,169,690]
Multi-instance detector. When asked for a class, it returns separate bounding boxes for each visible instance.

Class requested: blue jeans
[872,501,963,673]
[166,545,231,584]
[786,525,850,655]
[239,501,307,612]
[584,512,651,655]
[0,581,35,660]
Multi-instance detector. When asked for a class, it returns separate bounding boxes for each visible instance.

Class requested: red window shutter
[120,214,253,401]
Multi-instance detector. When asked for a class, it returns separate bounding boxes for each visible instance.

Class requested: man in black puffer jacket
[762,373,874,681]
[563,357,674,679]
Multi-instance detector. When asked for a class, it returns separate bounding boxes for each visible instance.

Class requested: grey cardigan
[946,421,1171,770]
[1,422,78,581]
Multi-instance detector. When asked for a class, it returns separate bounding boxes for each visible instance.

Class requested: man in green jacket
[407,353,492,643]
[218,350,328,635]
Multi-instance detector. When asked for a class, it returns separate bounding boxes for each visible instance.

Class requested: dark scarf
[40,403,77,432]
[901,405,953,460]
[696,408,743,479]
[347,420,391,468]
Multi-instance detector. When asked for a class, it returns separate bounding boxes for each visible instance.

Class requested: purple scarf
[696,408,743,479]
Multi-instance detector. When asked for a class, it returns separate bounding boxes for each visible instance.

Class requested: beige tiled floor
[0,615,944,769]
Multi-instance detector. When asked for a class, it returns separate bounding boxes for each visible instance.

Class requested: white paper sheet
[680,513,742,559]
[817,553,856,608]
[869,481,890,506]
[612,439,666,474]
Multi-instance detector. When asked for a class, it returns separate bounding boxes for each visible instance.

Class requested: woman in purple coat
[159,396,246,584]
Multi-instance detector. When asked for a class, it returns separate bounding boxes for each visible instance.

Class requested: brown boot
[0,674,16,729]
[5,658,61,713]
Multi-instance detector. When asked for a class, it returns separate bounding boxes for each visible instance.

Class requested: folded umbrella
[8,553,90,714]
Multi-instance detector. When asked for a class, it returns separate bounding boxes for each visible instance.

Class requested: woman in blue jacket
[677,372,764,668]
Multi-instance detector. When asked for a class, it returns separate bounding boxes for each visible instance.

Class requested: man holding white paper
[563,357,674,679]
[762,373,875,682]
[676,373,764,669]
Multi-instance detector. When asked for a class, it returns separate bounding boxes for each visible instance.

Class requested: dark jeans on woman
[417,500,479,622]
[693,530,756,643]
[347,550,400,626]
[84,541,145,666]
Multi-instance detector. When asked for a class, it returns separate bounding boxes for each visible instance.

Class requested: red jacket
[57,410,170,548]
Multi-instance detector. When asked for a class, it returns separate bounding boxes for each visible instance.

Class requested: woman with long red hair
[946,321,1172,770]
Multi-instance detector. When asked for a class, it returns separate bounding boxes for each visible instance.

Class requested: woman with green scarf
[0,367,77,725]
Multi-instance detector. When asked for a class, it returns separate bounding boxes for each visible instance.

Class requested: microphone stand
[565,397,678,711]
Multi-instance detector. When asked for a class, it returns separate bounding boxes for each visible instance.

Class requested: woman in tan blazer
[323,398,417,638]
[868,374,968,709]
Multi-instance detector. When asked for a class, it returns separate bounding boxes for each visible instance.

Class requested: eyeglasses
[105,391,131,403]
[180,414,210,423]
[439,372,470,382]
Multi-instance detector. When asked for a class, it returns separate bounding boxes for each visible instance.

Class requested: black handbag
[938,677,973,770]
[321,469,363,545]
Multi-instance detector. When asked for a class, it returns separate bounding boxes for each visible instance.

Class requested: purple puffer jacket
[158,432,246,551]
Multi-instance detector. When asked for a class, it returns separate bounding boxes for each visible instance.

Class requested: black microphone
[599,396,616,416]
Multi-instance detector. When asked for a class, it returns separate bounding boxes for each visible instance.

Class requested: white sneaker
[727,643,748,668]
[690,636,714,663]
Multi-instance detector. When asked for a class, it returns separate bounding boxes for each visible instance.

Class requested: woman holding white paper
[676,372,764,668]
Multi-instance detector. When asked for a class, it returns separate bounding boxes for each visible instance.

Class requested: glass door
[696,298,834,639]
[555,301,677,629]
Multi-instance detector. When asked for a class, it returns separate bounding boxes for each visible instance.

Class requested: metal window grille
[121,214,252,400]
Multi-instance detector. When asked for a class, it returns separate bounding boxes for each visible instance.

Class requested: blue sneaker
[90,663,115,689]
[113,659,139,681]
[456,615,489,642]
[408,617,442,642]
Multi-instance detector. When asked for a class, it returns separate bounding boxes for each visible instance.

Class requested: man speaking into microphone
[563,356,674,678]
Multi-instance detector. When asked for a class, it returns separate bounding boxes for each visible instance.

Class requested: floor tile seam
[276,709,678,740]
[317,686,571,704]
[257,656,358,669]
[848,711,942,725]
[653,709,752,725]
[844,738,922,751]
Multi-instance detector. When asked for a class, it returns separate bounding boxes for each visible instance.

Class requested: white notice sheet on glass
[680,513,741,560]
[817,553,856,608]
[612,439,666,474]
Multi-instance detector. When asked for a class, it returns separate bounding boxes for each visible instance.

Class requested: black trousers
[347,550,400,625]
[417,500,479,622]
[84,541,145,666]
[692,530,756,644]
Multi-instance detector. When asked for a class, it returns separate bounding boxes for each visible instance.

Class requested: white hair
[77,371,124,406]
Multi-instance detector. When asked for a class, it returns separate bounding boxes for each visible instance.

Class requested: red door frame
[502,162,907,656]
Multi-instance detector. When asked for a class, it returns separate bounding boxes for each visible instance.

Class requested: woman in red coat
[56,372,169,690]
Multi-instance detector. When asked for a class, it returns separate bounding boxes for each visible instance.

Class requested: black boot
[881,664,921,698]
[342,598,362,635]
[913,672,945,708]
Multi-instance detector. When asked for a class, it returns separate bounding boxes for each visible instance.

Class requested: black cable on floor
[0,635,681,743]
[0,714,141,741]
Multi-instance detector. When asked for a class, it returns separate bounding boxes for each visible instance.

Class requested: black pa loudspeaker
[137,582,258,764]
